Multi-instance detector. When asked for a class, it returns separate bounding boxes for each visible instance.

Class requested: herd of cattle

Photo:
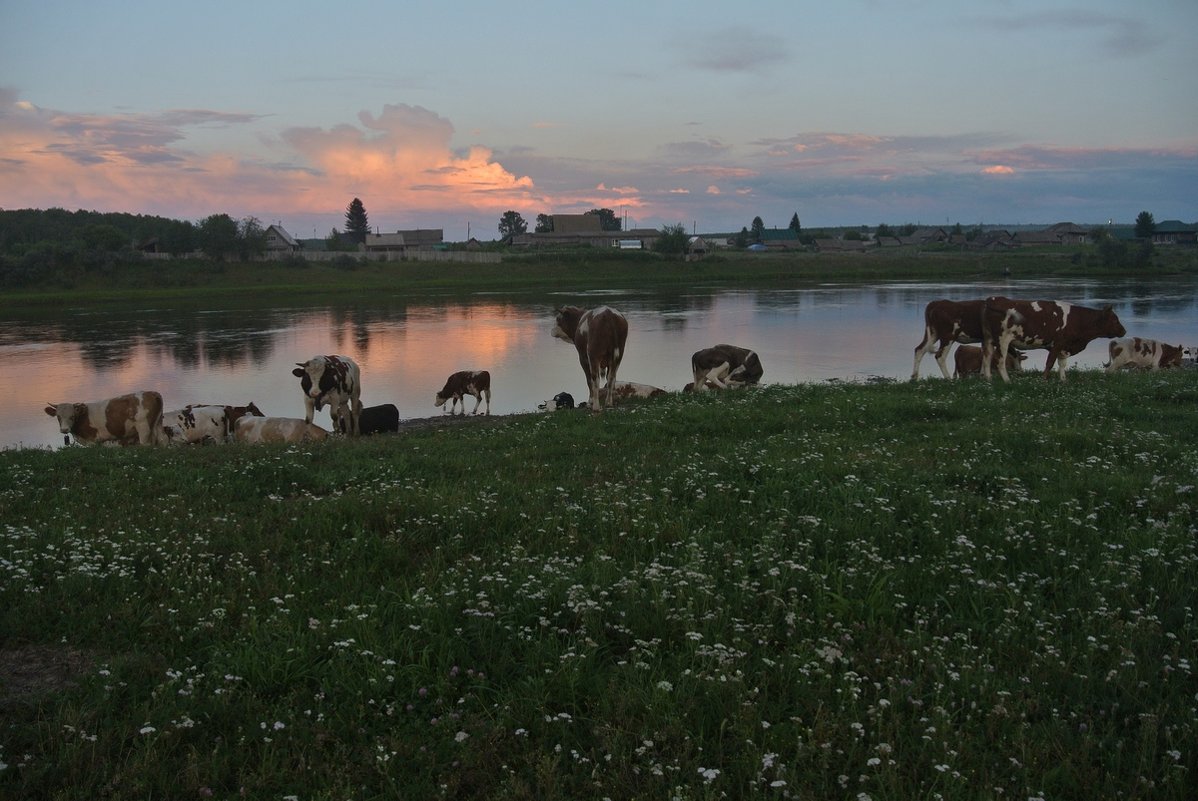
[43,298,1189,448]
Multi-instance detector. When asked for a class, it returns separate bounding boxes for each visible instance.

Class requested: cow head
[244,402,265,418]
[434,392,450,408]
[1100,306,1127,338]
[44,402,82,434]
[1162,343,1184,368]
[293,359,327,399]
[551,306,584,342]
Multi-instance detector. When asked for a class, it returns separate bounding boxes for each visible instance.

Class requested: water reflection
[3,278,1195,450]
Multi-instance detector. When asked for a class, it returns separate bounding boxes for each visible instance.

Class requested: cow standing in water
[551,306,628,411]
[981,298,1126,382]
[293,355,362,435]
[434,370,491,415]
[911,299,995,380]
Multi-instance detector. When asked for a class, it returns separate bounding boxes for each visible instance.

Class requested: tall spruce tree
[345,198,370,244]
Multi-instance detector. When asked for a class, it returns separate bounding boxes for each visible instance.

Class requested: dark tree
[1134,211,1156,239]
[498,210,528,238]
[653,223,689,256]
[735,227,749,248]
[237,216,267,260]
[750,216,765,243]
[535,213,553,233]
[587,208,622,232]
[788,213,801,235]
[876,223,894,238]
[197,214,239,261]
[344,198,370,244]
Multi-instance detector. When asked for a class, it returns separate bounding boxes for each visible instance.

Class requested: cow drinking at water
[551,306,628,411]
[434,370,491,415]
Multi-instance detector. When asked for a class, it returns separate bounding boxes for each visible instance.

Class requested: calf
[234,416,328,444]
[912,299,996,380]
[1105,337,1184,372]
[45,391,165,446]
[434,370,491,415]
[293,355,362,435]
[552,305,628,411]
[691,344,763,391]
[981,298,1126,382]
[952,345,1026,378]
[538,391,575,411]
[337,403,399,435]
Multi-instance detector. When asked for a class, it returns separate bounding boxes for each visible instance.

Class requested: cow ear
[44,404,56,416]
[292,367,305,377]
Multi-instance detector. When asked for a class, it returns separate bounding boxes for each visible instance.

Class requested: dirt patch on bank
[0,644,97,707]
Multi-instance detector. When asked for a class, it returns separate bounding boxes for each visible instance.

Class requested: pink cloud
[982,165,1016,175]
[0,94,542,223]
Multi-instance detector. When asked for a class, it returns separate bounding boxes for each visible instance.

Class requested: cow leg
[912,328,940,380]
[1054,351,1068,382]
[303,395,316,425]
[483,388,491,415]
[470,392,482,415]
[933,344,953,380]
[995,334,1016,383]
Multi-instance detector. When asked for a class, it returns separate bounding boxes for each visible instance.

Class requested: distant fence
[140,250,502,264]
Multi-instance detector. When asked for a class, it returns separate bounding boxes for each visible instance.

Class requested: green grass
[3,246,1196,309]
[2,370,1196,799]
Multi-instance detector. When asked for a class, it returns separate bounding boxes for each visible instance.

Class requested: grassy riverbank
[2,372,1196,800]
[3,247,1197,309]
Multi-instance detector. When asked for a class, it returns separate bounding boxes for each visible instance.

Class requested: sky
[1,0,1196,241]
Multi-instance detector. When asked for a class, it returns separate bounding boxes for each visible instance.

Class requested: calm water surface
[4,278,1195,450]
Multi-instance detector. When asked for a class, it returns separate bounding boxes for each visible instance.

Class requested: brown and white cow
[952,344,1026,378]
[551,305,629,411]
[608,381,668,403]
[434,370,491,415]
[691,345,763,391]
[45,390,165,446]
[911,299,1000,380]
[293,355,362,435]
[234,416,328,444]
[162,405,229,445]
[1105,337,1184,373]
[163,402,265,444]
[981,298,1126,383]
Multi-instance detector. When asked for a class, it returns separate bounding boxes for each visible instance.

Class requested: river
[4,277,1195,450]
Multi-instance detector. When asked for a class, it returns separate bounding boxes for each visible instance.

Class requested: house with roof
[265,224,299,253]
[363,233,406,255]
[1152,220,1198,245]
[1046,222,1090,245]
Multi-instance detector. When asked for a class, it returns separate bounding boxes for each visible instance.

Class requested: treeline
[0,208,270,287]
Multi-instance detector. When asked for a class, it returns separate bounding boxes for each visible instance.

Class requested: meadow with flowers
[1,369,1195,800]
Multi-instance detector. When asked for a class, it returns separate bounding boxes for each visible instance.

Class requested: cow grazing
[293,355,362,435]
[952,345,1026,378]
[690,344,763,391]
[234,416,328,444]
[981,298,1126,383]
[551,305,629,411]
[434,370,491,415]
[538,391,575,412]
[338,403,399,435]
[609,381,668,403]
[1105,337,1184,373]
[911,299,998,380]
[45,390,165,446]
